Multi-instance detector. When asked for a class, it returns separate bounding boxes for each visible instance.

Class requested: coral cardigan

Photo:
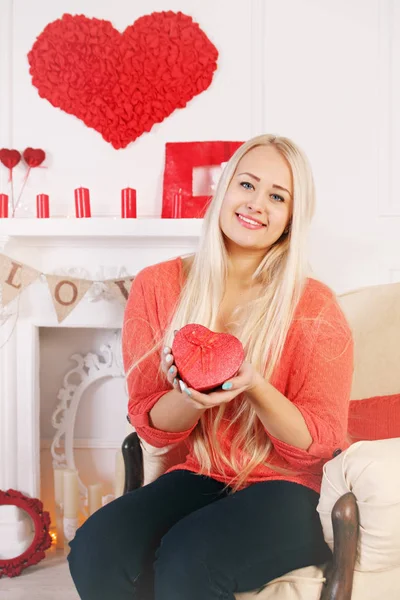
[122,257,354,493]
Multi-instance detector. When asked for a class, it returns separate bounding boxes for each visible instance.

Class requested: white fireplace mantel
[0,217,203,248]
[0,218,201,557]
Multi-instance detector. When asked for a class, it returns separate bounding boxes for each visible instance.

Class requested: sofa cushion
[317,438,400,571]
[338,282,400,399]
[235,565,326,600]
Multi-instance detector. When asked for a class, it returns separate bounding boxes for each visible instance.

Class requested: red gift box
[162,141,243,219]
[172,324,244,392]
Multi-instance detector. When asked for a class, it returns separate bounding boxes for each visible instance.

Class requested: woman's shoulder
[294,277,352,341]
[299,277,341,315]
[134,256,183,290]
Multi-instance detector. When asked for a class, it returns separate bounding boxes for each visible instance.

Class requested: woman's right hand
[161,346,181,392]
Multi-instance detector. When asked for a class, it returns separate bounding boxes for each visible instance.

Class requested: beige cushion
[236,565,326,600]
[237,565,400,600]
[338,282,400,399]
[317,438,400,572]
[351,565,400,600]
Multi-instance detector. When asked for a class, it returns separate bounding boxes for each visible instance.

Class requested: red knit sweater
[122,257,354,493]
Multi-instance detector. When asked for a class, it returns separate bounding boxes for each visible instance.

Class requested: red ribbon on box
[177,328,220,375]
[162,141,243,219]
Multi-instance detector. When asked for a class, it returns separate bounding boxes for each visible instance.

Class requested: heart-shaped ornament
[23,148,46,168]
[172,324,245,392]
[0,149,21,170]
[28,12,218,149]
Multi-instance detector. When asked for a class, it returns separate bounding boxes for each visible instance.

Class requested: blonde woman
[68,135,354,600]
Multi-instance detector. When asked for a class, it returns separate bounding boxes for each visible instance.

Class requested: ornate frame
[0,489,52,578]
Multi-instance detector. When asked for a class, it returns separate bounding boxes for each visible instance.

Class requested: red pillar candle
[121,188,137,218]
[74,187,91,218]
[0,194,8,218]
[36,194,50,218]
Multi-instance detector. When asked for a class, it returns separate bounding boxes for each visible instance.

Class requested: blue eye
[240,181,254,190]
[271,193,285,202]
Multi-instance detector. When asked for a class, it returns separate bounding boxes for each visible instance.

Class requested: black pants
[68,471,331,600]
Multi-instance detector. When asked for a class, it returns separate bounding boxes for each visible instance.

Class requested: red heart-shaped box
[172,324,244,392]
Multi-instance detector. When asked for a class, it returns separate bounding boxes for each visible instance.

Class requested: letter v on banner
[45,274,92,323]
[0,253,41,306]
[105,277,135,305]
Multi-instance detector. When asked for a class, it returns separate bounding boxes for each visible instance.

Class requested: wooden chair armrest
[122,431,143,493]
[320,491,359,600]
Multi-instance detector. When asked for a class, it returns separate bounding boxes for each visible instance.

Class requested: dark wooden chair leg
[320,491,359,600]
[122,431,144,493]
[121,431,360,599]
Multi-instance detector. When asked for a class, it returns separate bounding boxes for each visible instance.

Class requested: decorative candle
[63,469,79,548]
[121,187,137,218]
[114,450,125,499]
[88,483,103,516]
[172,190,183,218]
[36,194,49,218]
[74,187,91,218]
[54,468,64,506]
[53,468,65,549]
[0,193,8,218]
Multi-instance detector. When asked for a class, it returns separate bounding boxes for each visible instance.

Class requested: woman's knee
[68,495,145,598]
[154,517,230,595]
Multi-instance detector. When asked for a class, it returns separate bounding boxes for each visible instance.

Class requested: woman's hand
[160,346,181,392]
[180,361,262,410]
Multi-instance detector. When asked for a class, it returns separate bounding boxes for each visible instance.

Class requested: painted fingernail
[165,354,173,364]
[173,378,178,386]
[178,380,186,392]
[222,382,232,390]
[163,347,170,355]
[184,387,192,397]
[169,366,175,374]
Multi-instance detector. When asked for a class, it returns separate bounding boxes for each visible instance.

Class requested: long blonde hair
[162,134,316,491]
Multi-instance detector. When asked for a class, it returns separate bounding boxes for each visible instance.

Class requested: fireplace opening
[39,326,127,527]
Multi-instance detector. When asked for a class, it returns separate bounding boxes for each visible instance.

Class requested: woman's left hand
[180,361,262,409]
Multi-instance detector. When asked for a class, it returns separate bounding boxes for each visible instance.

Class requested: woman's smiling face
[219,145,293,253]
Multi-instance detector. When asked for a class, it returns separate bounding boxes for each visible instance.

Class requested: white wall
[0,0,399,292]
[1,0,400,518]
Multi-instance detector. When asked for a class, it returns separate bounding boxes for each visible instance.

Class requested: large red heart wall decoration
[28,12,219,149]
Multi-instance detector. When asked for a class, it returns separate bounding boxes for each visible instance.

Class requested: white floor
[0,549,79,600]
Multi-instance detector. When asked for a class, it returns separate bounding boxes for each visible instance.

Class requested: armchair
[121,282,400,599]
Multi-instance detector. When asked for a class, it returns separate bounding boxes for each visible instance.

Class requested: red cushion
[348,394,400,442]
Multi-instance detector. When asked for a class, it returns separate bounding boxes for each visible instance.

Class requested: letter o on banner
[55,280,78,306]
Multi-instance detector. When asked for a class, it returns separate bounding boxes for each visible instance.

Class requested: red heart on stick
[28,12,218,149]
[172,324,245,392]
[23,148,46,168]
[0,149,21,170]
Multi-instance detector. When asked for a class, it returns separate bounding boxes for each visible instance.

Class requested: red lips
[236,213,266,226]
